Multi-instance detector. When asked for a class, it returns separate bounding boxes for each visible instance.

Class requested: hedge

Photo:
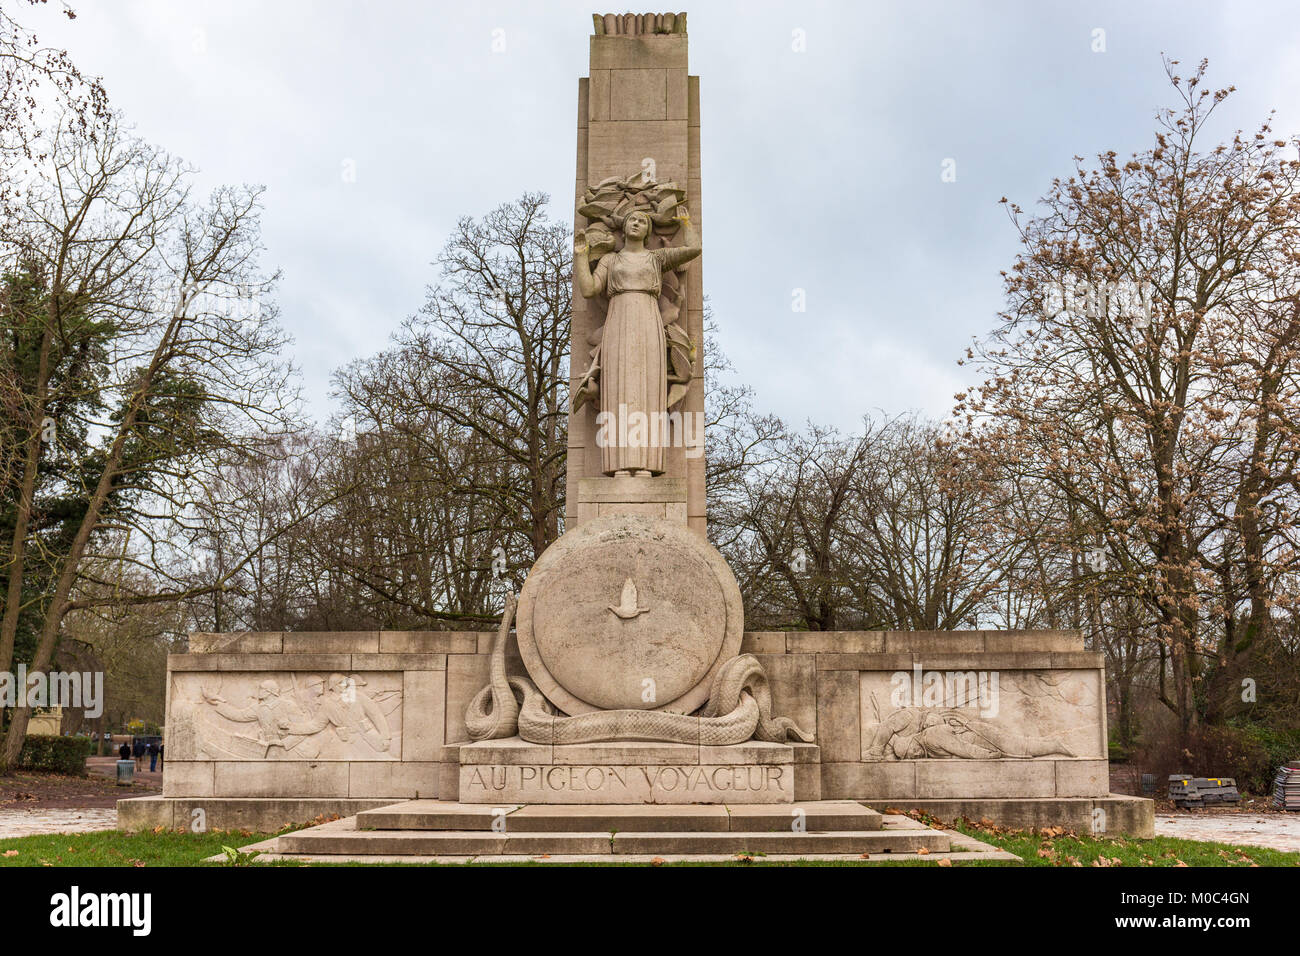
[1229,723,1300,794]
[17,735,89,775]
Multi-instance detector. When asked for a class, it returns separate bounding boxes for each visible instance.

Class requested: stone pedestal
[457,738,816,805]
[574,476,687,524]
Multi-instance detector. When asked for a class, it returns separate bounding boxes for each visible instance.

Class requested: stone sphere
[515,513,744,715]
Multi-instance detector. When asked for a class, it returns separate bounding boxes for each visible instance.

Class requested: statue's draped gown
[593,245,693,474]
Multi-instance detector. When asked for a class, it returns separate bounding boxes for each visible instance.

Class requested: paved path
[0,807,117,839]
[1156,813,1300,853]
[85,755,163,788]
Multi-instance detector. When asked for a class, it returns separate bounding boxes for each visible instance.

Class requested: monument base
[116,796,396,833]
[139,626,1156,835]
[229,799,1027,864]
[457,738,819,804]
[888,795,1156,838]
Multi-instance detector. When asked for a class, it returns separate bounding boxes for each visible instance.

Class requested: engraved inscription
[461,763,791,804]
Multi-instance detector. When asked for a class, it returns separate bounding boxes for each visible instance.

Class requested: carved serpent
[465,595,812,746]
[464,592,520,740]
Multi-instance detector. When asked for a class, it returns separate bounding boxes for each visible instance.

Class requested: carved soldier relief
[167,672,403,760]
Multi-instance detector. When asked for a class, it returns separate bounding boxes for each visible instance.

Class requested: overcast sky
[28,0,1300,432]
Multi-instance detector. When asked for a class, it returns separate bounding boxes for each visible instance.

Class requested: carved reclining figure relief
[863,706,1077,760]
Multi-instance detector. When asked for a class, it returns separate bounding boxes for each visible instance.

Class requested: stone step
[610,829,948,855]
[277,818,946,857]
[357,799,882,833]
[357,801,510,832]
[728,802,882,833]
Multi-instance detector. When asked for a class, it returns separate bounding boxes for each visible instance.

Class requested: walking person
[118,740,130,761]
[147,740,158,772]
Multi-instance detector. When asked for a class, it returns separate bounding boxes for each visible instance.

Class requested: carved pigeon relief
[608,577,650,619]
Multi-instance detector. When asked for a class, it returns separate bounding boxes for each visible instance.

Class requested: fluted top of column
[593,12,687,35]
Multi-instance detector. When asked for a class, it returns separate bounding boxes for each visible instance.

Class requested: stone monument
[119,13,1153,849]
[457,14,815,799]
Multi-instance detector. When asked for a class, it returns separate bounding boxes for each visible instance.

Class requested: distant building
[26,707,63,735]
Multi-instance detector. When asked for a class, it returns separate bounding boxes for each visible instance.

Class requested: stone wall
[161,628,1109,804]
[781,630,1111,802]
[164,630,472,800]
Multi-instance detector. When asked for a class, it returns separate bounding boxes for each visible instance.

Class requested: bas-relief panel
[169,671,402,760]
[858,669,1103,761]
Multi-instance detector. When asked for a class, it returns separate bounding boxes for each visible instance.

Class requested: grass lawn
[0,815,1296,866]
[947,817,1300,867]
[0,828,279,867]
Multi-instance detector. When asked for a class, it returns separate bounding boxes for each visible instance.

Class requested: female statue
[574,207,700,476]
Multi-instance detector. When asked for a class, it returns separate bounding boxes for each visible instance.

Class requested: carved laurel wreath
[572,169,696,412]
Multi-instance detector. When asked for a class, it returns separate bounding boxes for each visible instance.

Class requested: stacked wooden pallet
[1169,775,1241,808]
[1272,763,1300,811]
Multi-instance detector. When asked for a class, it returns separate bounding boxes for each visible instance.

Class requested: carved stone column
[568,13,706,535]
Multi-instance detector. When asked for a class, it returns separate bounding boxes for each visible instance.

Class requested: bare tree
[0,1,107,159]
[412,192,571,563]
[960,59,1300,739]
[0,114,301,769]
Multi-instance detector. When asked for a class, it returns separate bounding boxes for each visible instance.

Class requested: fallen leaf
[916,846,930,855]
[937,858,952,867]
[2,850,17,857]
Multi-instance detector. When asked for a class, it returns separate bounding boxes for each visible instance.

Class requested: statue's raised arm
[574,233,601,299]
[656,211,700,271]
